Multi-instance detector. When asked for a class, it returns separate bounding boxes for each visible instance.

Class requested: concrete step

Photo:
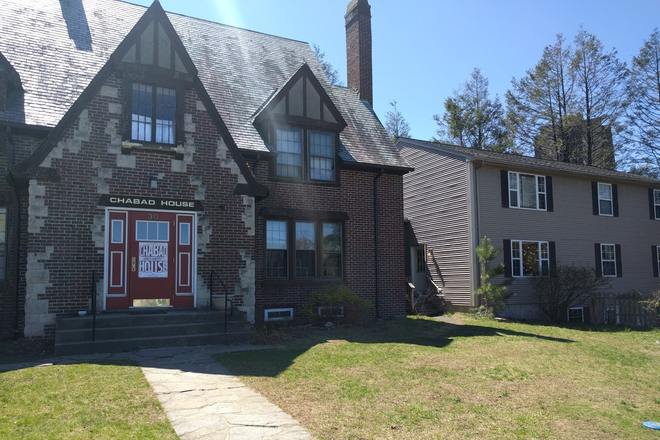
[55,320,251,343]
[54,309,253,356]
[54,331,253,356]
[57,310,246,330]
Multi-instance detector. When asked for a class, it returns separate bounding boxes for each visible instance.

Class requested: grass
[0,360,177,440]
[216,317,660,439]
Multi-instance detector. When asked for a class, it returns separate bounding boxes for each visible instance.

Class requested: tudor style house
[398,138,660,322]
[0,0,410,342]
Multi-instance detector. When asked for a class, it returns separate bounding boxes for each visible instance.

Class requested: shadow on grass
[213,317,576,378]
[0,318,575,378]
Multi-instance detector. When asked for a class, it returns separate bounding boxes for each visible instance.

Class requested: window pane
[519,174,537,209]
[600,200,612,215]
[601,245,615,260]
[155,87,176,144]
[322,223,342,277]
[598,183,612,200]
[158,222,169,241]
[147,222,158,240]
[276,128,302,178]
[266,220,288,278]
[311,157,333,181]
[111,220,123,244]
[602,261,616,276]
[136,221,147,240]
[266,220,288,250]
[655,189,660,205]
[508,172,517,190]
[132,83,152,142]
[295,222,315,277]
[179,223,190,246]
[310,132,334,157]
[522,241,540,276]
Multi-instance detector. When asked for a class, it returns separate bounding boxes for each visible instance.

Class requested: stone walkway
[1,345,312,440]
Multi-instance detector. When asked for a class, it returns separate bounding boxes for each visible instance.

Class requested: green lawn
[216,317,660,440]
[0,360,176,440]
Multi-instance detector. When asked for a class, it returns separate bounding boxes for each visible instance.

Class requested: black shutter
[501,170,509,208]
[612,184,619,217]
[583,306,591,324]
[591,182,599,215]
[615,244,622,278]
[594,243,602,277]
[549,241,557,277]
[546,176,554,212]
[652,246,658,277]
[650,189,656,220]
[503,239,512,278]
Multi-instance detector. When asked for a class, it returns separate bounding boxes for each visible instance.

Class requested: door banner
[139,242,168,278]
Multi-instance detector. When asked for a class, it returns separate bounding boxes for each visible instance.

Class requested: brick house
[0,0,410,341]
[398,138,660,323]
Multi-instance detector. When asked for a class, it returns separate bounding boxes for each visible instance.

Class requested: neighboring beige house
[398,138,660,322]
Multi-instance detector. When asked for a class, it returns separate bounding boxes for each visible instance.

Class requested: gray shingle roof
[398,138,660,185]
[0,0,409,170]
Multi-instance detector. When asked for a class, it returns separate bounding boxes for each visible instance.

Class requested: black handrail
[91,270,97,342]
[209,270,234,334]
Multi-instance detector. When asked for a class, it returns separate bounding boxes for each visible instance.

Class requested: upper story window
[0,207,6,281]
[275,127,335,182]
[131,83,176,145]
[598,183,613,216]
[654,189,660,219]
[505,171,551,211]
[593,182,618,217]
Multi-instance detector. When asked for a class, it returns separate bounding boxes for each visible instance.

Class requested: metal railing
[209,270,234,334]
[91,270,97,342]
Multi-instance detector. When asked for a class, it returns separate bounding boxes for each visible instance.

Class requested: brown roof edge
[398,137,660,186]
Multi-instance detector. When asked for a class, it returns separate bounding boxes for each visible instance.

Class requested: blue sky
[130,0,660,141]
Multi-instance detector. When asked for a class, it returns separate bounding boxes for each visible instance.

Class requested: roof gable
[253,63,347,130]
[13,1,268,198]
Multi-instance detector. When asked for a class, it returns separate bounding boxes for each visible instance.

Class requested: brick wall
[253,163,406,323]
[19,72,256,338]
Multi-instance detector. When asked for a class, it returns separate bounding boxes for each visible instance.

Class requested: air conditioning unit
[264,308,293,322]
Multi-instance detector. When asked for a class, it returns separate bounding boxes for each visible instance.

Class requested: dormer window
[131,83,176,145]
[275,127,335,182]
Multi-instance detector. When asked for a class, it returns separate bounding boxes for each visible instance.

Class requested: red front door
[106,210,194,309]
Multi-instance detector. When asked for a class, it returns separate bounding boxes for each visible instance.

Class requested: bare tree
[624,29,660,173]
[312,44,342,86]
[435,68,509,151]
[530,264,610,322]
[506,34,576,158]
[571,28,628,168]
[385,100,410,141]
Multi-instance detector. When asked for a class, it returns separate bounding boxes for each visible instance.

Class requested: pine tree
[384,100,411,141]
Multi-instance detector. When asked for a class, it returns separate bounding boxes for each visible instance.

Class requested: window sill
[269,175,339,187]
[261,278,344,288]
[122,141,184,159]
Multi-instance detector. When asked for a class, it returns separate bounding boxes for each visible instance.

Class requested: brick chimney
[345,0,373,107]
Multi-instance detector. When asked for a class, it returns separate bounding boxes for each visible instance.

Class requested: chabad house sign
[98,195,204,212]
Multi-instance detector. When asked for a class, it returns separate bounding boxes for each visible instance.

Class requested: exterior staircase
[54,310,252,356]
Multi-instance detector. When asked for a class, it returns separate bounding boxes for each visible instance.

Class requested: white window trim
[264,308,294,322]
[654,189,660,220]
[598,182,613,216]
[567,307,584,323]
[508,171,547,211]
[657,245,660,276]
[511,240,550,278]
[600,243,617,277]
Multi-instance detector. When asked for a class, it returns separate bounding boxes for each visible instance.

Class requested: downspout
[472,160,484,305]
[373,168,383,319]
[4,126,21,338]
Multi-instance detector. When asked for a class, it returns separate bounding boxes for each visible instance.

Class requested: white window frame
[654,189,660,220]
[657,245,660,276]
[567,307,584,323]
[511,240,550,277]
[264,308,294,322]
[600,243,617,277]
[598,183,613,216]
[508,171,546,211]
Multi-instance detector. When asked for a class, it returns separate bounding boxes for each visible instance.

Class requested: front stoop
[54,310,251,356]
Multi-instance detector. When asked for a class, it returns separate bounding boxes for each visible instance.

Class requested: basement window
[567,307,584,323]
[264,308,293,322]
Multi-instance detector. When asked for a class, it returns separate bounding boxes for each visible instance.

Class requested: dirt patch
[0,338,54,364]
